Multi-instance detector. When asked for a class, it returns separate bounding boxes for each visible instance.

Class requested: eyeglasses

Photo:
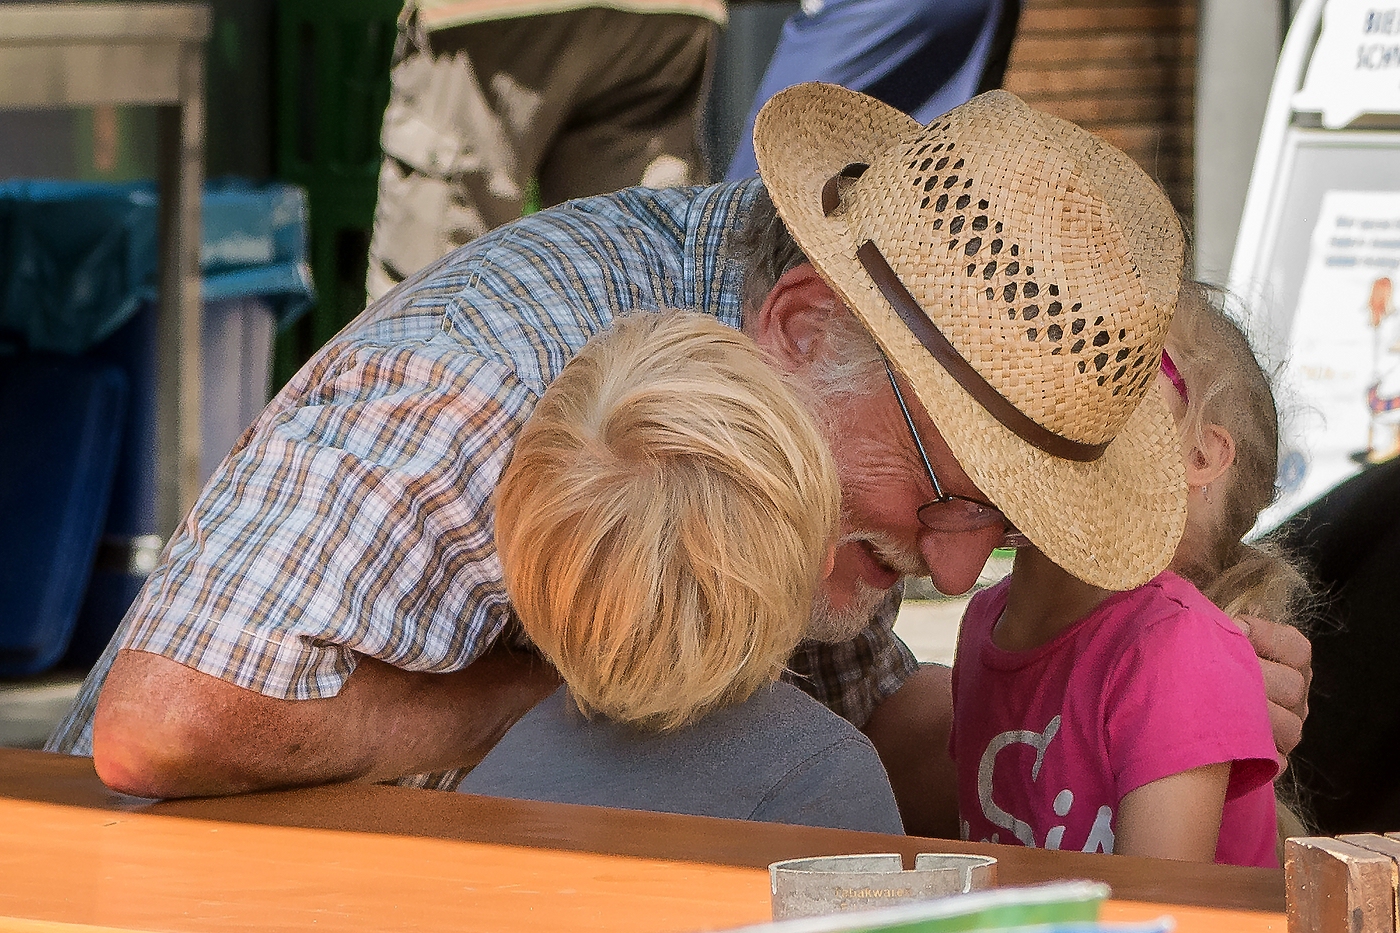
[882,359,1011,534]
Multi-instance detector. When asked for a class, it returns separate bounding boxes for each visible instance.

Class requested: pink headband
[1161,349,1188,405]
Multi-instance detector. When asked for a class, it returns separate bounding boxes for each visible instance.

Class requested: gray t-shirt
[459,681,905,834]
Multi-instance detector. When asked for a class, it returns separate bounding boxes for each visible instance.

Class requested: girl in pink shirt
[951,284,1308,867]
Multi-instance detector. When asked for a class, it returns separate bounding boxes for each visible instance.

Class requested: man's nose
[920,524,1003,596]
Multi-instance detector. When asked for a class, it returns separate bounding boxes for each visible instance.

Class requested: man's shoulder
[447,180,756,281]
[345,181,758,381]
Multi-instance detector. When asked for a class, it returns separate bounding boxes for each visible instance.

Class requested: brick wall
[1002,0,1197,217]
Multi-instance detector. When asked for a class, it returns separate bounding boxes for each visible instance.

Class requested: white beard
[806,577,892,643]
[806,530,924,643]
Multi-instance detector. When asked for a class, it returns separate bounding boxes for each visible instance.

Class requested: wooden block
[1339,835,1400,928]
[1286,837,1397,933]
[1339,832,1400,861]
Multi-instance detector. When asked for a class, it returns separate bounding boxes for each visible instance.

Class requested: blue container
[0,355,127,677]
[0,180,315,675]
[0,179,314,355]
[63,293,287,669]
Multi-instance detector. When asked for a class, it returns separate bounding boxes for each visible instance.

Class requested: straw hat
[753,83,1186,591]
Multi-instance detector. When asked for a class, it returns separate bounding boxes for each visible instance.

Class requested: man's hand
[91,647,560,799]
[1238,615,1312,760]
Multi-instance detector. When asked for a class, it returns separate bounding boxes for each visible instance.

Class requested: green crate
[272,0,400,388]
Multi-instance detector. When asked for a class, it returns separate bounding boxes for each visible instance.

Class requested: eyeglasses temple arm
[882,359,946,500]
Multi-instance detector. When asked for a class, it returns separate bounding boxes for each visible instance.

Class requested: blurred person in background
[367,0,724,301]
[725,0,1021,181]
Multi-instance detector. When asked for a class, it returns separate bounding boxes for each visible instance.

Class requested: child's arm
[1114,762,1231,861]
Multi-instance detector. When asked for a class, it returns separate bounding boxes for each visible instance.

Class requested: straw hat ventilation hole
[899,129,1155,399]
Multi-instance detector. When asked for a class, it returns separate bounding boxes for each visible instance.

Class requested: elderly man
[49,86,1310,838]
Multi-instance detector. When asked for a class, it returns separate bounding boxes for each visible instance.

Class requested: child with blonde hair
[1159,283,1313,856]
[459,310,903,832]
[951,284,1289,868]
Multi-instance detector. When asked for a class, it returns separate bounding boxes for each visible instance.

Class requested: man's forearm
[92,648,560,798]
[862,663,961,839]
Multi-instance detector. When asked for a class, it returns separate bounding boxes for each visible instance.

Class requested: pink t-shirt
[950,571,1279,868]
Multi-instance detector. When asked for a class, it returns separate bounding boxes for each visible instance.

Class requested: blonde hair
[493,310,840,732]
[1167,282,1310,625]
[1165,282,1316,849]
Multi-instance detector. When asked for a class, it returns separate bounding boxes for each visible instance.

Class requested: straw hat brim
[754,83,1185,591]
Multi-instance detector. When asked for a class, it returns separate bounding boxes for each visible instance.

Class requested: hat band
[856,240,1110,463]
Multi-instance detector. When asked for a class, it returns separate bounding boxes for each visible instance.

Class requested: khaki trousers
[367,7,715,300]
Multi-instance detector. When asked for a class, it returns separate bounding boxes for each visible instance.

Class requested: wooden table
[0,3,210,537]
[0,748,1284,933]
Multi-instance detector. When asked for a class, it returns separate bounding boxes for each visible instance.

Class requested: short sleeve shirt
[47,181,918,785]
[950,571,1279,867]
[459,682,905,834]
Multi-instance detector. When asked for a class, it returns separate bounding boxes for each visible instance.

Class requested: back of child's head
[1165,282,1310,627]
[492,310,840,732]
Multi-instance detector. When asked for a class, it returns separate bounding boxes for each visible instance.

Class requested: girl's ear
[1184,423,1235,487]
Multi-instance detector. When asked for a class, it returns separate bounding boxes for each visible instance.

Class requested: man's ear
[751,264,845,370]
[1184,423,1236,487]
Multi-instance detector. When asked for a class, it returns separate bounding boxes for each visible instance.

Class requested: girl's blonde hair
[1167,282,1310,626]
[1165,282,1315,849]
[493,310,840,732]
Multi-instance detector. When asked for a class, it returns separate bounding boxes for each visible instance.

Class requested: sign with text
[1264,189,1400,529]
[1294,1,1400,127]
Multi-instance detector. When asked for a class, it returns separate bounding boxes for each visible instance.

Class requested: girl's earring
[1201,484,1211,504]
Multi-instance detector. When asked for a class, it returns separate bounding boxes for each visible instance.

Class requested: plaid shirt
[47,180,918,787]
